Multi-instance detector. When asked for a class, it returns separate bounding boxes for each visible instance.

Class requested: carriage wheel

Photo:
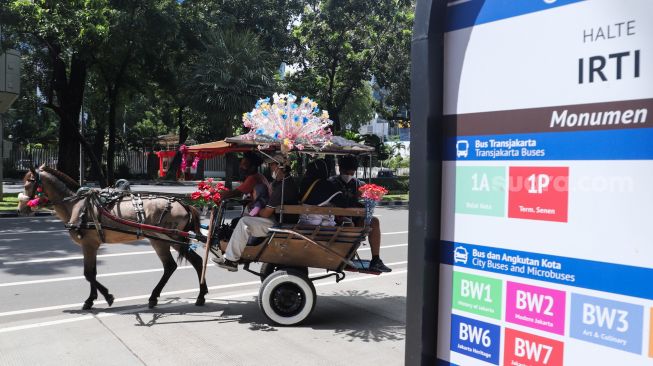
[258,269,316,326]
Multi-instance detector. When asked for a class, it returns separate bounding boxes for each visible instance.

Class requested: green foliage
[125,111,170,149]
[288,0,412,131]
[385,155,410,169]
[185,28,277,139]
[2,0,112,51]
[371,176,409,194]
[340,83,375,131]
[339,130,363,143]
[360,133,390,162]
[372,5,414,124]
[2,0,413,183]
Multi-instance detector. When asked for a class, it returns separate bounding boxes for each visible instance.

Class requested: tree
[1,0,111,184]
[91,0,182,184]
[371,5,413,125]
[3,47,58,145]
[340,82,374,131]
[185,28,277,139]
[288,0,412,132]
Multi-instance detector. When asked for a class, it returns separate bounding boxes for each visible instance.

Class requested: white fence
[356,166,410,178]
[9,146,58,170]
[114,150,149,175]
[5,144,229,178]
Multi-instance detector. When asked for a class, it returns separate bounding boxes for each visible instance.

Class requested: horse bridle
[26,170,42,200]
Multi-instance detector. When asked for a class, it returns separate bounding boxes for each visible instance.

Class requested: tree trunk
[56,116,80,179]
[49,51,107,186]
[90,129,106,182]
[330,111,341,133]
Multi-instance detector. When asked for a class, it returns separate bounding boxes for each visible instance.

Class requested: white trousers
[224,216,275,261]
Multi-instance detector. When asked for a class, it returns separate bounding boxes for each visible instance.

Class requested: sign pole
[405,0,445,365]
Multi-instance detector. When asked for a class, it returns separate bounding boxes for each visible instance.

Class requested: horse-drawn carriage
[17,133,383,326]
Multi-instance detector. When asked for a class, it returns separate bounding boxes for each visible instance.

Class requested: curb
[378,201,409,207]
[0,210,54,218]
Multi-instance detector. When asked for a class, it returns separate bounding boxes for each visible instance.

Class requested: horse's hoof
[105,294,115,307]
[195,297,206,306]
[82,302,93,310]
[148,300,157,309]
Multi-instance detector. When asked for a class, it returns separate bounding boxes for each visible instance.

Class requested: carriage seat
[247,236,267,246]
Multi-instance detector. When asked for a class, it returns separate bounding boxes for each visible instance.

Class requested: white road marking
[382,231,408,235]
[2,250,155,265]
[0,267,407,333]
[0,265,195,287]
[0,245,408,287]
[0,229,67,236]
[357,243,407,252]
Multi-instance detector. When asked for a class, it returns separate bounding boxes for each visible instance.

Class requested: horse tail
[177,203,202,264]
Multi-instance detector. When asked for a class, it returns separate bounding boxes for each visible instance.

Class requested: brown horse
[17,166,208,310]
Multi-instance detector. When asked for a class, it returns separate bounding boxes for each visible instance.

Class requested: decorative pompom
[242,93,333,152]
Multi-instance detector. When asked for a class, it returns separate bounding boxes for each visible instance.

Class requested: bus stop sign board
[438,1,653,365]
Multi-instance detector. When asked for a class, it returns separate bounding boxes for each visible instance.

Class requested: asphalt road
[0,207,408,366]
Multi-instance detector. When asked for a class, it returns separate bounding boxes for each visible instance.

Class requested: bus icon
[456,140,469,158]
[454,246,468,264]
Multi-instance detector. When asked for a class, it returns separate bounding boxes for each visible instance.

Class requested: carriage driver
[215,154,299,271]
[329,155,392,273]
[219,151,271,203]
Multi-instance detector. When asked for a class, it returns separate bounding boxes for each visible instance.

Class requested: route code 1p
[508,167,569,222]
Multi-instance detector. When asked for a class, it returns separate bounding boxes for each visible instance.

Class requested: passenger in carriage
[298,158,347,226]
[219,151,271,203]
[247,182,270,217]
[215,153,299,271]
[328,155,392,273]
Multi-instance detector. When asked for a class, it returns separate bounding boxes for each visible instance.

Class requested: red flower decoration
[190,179,229,208]
[358,183,389,202]
[201,190,211,201]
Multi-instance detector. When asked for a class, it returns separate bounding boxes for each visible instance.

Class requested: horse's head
[17,167,40,215]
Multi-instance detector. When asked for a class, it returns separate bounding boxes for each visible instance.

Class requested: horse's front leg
[82,243,114,310]
[149,241,178,308]
[183,248,209,306]
[83,278,98,310]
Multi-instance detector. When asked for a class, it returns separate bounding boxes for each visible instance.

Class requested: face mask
[340,174,353,183]
[271,170,278,180]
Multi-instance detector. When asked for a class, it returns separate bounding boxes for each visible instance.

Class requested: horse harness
[63,184,201,245]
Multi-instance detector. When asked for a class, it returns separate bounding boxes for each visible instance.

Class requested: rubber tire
[258,269,316,326]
